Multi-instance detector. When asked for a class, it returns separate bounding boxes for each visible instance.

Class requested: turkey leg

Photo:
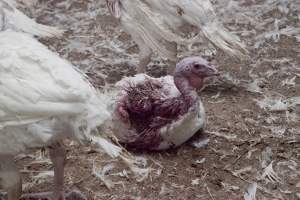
[0,155,22,200]
[21,142,86,200]
[137,45,153,74]
[166,42,178,75]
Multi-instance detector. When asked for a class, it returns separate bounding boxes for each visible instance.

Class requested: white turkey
[0,0,63,37]
[0,30,128,200]
[106,0,248,73]
[112,56,218,150]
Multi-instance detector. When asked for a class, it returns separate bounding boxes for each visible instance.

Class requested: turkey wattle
[0,30,124,200]
[0,0,63,37]
[113,56,218,150]
[106,0,247,73]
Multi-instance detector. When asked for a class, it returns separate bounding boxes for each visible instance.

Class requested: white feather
[0,0,63,37]
[0,30,113,156]
[244,182,257,200]
[111,0,248,60]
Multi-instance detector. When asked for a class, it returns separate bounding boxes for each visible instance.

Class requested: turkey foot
[20,142,88,200]
[20,190,87,200]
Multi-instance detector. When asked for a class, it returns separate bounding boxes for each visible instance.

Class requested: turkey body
[0,31,109,153]
[107,0,247,73]
[0,0,63,37]
[113,74,206,150]
[0,30,114,200]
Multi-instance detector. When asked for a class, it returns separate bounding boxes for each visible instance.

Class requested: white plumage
[107,0,248,73]
[0,30,123,200]
[0,30,109,145]
[0,0,63,37]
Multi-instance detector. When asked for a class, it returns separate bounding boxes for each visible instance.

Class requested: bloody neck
[174,74,201,107]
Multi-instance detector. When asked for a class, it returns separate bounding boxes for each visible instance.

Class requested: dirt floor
[5,0,300,199]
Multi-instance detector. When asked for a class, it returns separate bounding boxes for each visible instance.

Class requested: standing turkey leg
[166,42,178,75]
[21,142,86,200]
[49,142,66,200]
[0,155,22,200]
[50,143,87,200]
[167,60,177,76]
[137,44,153,74]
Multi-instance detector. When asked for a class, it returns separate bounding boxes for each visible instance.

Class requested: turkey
[0,0,63,37]
[112,56,218,150]
[0,30,128,200]
[106,0,248,73]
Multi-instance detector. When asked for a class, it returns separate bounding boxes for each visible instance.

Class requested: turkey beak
[205,65,219,77]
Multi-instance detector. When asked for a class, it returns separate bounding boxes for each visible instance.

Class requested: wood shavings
[221,182,240,192]
[159,183,173,196]
[12,0,300,199]
[246,148,258,160]
[207,131,237,140]
[206,184,216,200]
[192,138,210,148]
[232,166,253,177]
[32,171,54,179]
[281,76,296,87]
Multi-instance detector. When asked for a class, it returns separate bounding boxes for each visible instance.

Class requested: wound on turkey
[114,56,219,150]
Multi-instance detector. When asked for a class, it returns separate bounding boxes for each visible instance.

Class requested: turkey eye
[194,64,202,69]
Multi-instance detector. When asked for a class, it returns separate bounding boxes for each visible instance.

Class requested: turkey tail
[120,0,182,60]
[177,0,248,58]
[1,0,64,37]
[201,21,248,58]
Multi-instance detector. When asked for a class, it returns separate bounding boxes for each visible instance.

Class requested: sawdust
[5,0,300,199]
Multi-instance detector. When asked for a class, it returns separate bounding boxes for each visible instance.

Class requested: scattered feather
[261,162,282,184]
[92,163,120,189]
[207,131,237,140]
[121,156,150,182]
[196,158,206,164]
[192,138,210,148]
[256,96,300,112]
[32,171,54,179]
[244,79,263,94]
[244,182,257,200]
[191,178,200,186]
[90,136,122,158]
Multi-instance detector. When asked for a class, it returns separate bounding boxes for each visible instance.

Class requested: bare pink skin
[116,56,218,150]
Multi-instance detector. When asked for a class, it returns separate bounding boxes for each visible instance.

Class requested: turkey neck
[174,74,201,108]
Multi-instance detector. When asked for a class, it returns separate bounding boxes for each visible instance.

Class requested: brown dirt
[6,0,300,200]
